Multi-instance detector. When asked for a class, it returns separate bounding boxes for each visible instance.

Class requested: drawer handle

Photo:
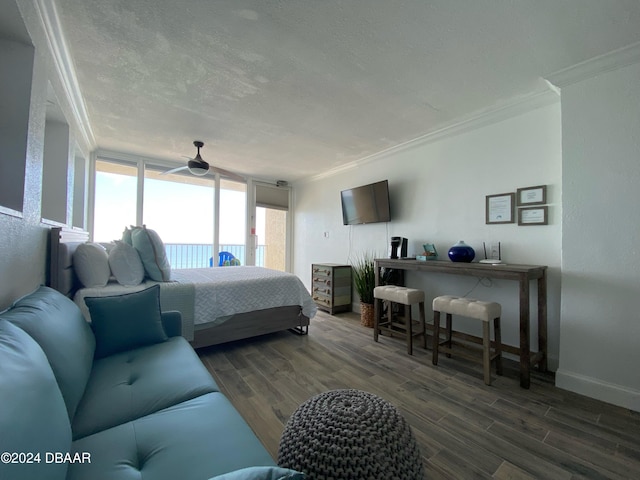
[313,296,331,307]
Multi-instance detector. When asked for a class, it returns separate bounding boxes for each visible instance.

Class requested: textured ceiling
[53,0,640,182]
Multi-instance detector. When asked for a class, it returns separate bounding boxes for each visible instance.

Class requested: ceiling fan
[162,140,244,182]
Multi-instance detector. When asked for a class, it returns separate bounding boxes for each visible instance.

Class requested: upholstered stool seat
[278,389,425,480]
[373,286,427,355]
[432,295,503,385]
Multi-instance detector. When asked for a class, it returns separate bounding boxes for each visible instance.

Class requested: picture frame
[517,185,546,206]
[518,206,548,226]
[485,192,515,224]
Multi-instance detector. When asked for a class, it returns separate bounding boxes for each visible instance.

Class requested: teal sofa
[0,286,278,480]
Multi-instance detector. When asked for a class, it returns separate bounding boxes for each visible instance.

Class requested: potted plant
[351,252,377,327]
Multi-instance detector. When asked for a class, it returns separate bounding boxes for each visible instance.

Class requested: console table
[374,258,547,389]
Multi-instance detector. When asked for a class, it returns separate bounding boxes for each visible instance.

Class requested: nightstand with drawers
[311,264,352,314]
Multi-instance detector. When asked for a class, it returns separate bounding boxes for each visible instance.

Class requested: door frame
[249,180,292,271]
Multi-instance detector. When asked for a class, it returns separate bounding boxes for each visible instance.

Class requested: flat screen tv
[341,180,391,225]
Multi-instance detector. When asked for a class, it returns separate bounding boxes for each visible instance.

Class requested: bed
[48,227,315,348]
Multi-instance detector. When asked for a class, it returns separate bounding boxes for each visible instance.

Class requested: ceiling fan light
[187,161,209,176]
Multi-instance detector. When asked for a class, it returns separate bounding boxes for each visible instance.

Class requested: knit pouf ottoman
[277,389,424,480]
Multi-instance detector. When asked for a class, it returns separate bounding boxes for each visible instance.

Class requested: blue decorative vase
[448,240,475,263]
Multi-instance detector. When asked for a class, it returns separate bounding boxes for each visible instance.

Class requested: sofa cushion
[68,393,275,480]
[85,284,168,358]
[0,320,72,480]
[1,286,95,420]
[72,336,219,439]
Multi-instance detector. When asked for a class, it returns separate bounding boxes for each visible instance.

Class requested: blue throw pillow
[85,284,168,358]
[209,466,305,480]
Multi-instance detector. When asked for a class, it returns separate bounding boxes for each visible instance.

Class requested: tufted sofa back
[0,320,72,480]
[1,286,95,420]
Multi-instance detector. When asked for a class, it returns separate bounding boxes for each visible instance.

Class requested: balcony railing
[165,244,265,269]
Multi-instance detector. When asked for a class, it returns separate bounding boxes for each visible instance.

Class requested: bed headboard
[48,226,89,297]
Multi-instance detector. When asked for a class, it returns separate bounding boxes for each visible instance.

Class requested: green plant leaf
[350,252,377,305]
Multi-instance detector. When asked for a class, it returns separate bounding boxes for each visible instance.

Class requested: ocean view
[165,244,266,269]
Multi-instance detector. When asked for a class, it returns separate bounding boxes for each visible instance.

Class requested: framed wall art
[485,192,515,224]
[517,185,546,206]
[518,206,548,225]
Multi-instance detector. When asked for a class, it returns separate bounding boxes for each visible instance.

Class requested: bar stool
[373,285,427,355]
[432,295,503,385]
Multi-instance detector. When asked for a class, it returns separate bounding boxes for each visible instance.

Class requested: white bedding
[74,266,317,341]
[170,267,317,326]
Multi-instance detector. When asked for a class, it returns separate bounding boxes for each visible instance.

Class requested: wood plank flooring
[197,311,640,479]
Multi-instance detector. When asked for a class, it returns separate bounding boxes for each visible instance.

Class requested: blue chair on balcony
[209,251,239,267]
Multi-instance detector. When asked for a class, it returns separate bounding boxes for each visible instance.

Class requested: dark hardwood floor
[197,311,640,479]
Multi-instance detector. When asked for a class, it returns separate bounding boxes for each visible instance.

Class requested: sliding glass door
[143,165,214,268]
[92,156,248,269]
[253,182,290,271]
[217,178,247,266]
[93,158,294,272]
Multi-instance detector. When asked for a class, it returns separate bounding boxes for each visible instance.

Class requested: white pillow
[108,241,145,286]
[73,243,111,287]
[131,226,171,282]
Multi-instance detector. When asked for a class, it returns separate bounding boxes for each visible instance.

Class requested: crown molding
[546,41,640,88]
[300,88,559,184]
[94,149,183,171]
[34,0,96,149]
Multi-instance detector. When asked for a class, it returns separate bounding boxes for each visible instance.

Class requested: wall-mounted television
[340,180,391,225]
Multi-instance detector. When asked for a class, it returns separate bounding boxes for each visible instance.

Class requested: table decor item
[448,240,475,262]
[417,243,438,261]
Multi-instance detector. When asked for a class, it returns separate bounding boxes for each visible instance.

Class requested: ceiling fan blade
[161,165,188,175]
[210,165,245,182]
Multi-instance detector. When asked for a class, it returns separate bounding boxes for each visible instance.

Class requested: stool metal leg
[494,317,503,376]
[482,321,491,385]
[445,313,453,358]
[419,301,427,349]
[386,301,394,337]
[406,304,413,355]
[432,311,440,365]
[373,297,381,342]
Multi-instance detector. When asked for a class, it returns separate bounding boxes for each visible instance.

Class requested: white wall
[293,102,563,370]
[556,61,640,411]
[0,0,91,309]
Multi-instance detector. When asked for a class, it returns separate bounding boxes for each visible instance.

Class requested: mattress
[74,267,317,342]
[171,267,317,326]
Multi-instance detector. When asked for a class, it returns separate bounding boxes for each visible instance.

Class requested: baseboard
[555,369,640,412]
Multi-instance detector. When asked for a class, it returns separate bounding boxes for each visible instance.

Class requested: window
[143,165,214,268]
[93,160,137,242]
[92,158,250,269]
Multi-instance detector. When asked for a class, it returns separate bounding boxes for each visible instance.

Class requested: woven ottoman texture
[278,389,424,480]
